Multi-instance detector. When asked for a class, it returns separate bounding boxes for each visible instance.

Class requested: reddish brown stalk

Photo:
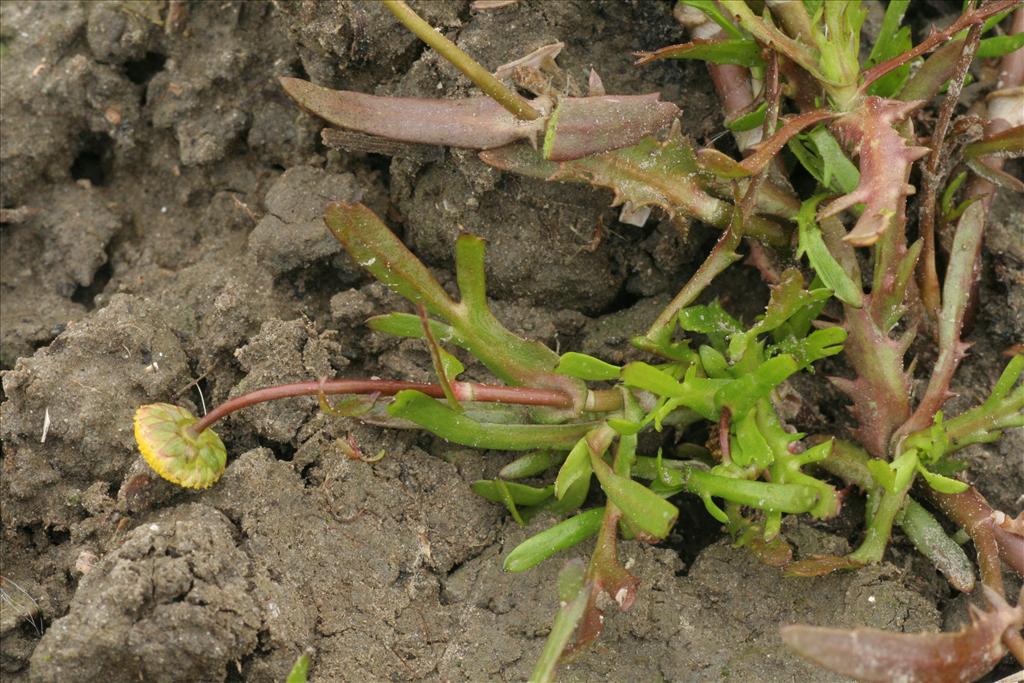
[922,486,1024,595]
[782,586,1024,682]
[859,0,1019,93]
[898,8,1024,439]
[918,21,984,319]
[719,408,732,463]
[191,379,574,434]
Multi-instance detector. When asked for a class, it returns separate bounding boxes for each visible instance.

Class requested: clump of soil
[2,1,1020,682]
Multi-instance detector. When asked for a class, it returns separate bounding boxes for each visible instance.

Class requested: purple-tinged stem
[922,486,1024,595]
[897,8,1024,440]
[191,379,576,435]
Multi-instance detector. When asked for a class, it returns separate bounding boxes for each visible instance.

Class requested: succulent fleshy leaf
[781,587,1024,683]
[280,77,547,149]
[133,403,227,489]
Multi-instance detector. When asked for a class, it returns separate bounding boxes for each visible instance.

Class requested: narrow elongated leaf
[503,508,605,572]
[530,561,591,683]
[977,31,1024,58]
[499,451,562,479]
[725,103,767,132]
[808,128,859,194]
[916,464,969,494]
[796,195,864,307]
[325,203,456,319]
[280,77,542,149]
[555,352,621,381]
[367,313,465,347]
[388,391,593,450]
[686,469,820,513]
[589,449,679,539]
[555,436,593,499]
[472,480,555,506]
[897,498,975,592]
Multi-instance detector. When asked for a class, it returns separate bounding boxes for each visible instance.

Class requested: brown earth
[1,1,1021,682]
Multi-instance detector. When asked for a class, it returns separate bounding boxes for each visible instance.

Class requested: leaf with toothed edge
[781,586,1024,683]
[818,97,930,246]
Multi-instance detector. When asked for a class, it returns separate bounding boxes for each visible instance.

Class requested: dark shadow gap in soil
[668,495,726,574]
[123,51,166,86]
[256,436,297,463]
[70,259,112,310]
[69,133,115,187]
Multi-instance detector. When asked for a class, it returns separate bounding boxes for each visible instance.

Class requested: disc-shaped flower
[133,403,226,489]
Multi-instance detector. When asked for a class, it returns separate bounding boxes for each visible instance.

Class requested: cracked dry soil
[2,1,1022,681]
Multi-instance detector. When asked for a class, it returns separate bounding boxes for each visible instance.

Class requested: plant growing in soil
[134,1,1024,680]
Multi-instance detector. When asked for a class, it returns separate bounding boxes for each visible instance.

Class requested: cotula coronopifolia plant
[134,1,1024,680]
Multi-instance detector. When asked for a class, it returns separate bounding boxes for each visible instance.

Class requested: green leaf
[472,480,555,506]
[286,654,310,683]
[327,205,569,388]
[725,102,768,132]
[866,1,913,98]
[808,127,859,193]
[530,560,591,683]
[940,171,968,219]
[621,362,685,397]
[325,203,457,320]
[678,302,742,350]
[715,355,800,416]
[734,409,772,468]
[589,449,679,539]
[773,327,847,368]
[679,0,745,39]
[499,451,561,479]
[728,269,831,361]
[554,436,593,500]
[796,195,863,307]
[388,391,593,450]
[916,464,969,494]
[977,32,1024,59]
[686,468,820,513]
[868,450,919,494]
[367,312,464,346]
[555,352,621,381]
[503,508,605,572]
[607,418,643,435]
[698,345,730,379]
[896,498,974,592]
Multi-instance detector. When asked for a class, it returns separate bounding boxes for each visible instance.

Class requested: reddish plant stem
[191,379,575,434]
[921,486,1021,595]
[859,0,1018,93]
[918,21,984,319]
[898,8,1024,440]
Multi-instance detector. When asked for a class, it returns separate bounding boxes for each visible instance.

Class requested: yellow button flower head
[133,403,226,489]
